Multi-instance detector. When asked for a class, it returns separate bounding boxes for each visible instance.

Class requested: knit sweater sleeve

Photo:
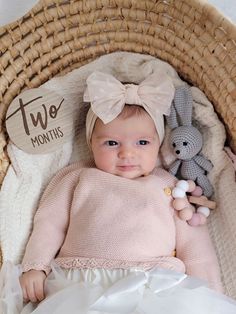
[174,214,223,293]
[21,163,82,275]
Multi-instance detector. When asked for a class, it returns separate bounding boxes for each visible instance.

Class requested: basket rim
[1,0,235,38]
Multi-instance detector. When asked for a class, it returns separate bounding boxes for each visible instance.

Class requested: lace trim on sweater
[54,256,186,272]
[22,262,51,275]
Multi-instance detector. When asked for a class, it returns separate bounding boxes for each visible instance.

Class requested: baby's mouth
[117,165,138,171]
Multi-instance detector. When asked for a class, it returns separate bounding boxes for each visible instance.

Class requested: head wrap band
[84,71,175,147]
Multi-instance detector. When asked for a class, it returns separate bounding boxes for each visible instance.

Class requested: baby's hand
[19,269,47,303]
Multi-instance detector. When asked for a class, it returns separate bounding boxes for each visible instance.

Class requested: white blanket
[0,52,235,298]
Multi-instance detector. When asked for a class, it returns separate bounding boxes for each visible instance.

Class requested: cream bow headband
[84,71,175,145]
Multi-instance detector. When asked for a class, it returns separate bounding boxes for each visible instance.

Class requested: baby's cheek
[144,155,158,171]
[96,153,116,173]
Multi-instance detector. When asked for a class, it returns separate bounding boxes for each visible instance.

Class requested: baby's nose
[118,146,135,159]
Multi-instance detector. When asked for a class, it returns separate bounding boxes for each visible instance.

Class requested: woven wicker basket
[1,0,236,183]
[0,0,236,266]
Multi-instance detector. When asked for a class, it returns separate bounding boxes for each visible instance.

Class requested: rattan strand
[0,0,236,186]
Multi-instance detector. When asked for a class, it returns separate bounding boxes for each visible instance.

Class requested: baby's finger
[19,277,29,302]
[22,287,29,303]
[34,280,45,301]
[26,282,38,303]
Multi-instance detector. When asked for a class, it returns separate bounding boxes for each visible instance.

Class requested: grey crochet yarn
[166,85,214,197]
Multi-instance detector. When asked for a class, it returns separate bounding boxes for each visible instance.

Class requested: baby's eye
[105,140,118,146]
[138,140,150,145]
[183,141,188,146]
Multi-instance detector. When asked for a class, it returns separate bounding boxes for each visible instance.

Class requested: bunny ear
[166,103,179,129]
[173,85,193,127]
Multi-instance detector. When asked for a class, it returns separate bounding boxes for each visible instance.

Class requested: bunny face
[169,126,203,160]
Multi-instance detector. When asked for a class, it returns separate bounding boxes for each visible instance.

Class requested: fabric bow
[83,71,175,125]
[89,268,203,313]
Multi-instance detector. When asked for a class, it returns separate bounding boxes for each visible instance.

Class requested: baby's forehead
[93,114,157,138]
[117,104,147,118]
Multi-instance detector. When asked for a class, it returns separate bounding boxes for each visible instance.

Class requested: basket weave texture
[0,0,236,185]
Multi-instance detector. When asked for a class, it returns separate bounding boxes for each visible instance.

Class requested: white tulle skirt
[1,261,236,314]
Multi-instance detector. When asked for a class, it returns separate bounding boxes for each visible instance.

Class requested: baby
[1,71,236,314]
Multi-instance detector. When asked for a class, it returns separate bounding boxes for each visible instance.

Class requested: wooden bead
[179,207,194,221]
[173,198,189,210]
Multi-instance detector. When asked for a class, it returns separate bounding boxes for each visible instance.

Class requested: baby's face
[91,112,160,179]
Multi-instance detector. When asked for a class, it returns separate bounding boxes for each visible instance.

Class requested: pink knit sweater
[22,163,222,292]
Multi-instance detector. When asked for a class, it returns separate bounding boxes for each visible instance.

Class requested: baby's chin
[95,164,152,179]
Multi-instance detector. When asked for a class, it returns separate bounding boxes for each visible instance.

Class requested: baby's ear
[173,85,193,127]
[166,102,179,129]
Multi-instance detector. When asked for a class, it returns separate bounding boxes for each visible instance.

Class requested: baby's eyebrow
[137,136,156,140]
[94,135,118,140]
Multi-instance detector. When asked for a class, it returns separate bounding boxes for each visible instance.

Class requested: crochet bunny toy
[166,85,214,198]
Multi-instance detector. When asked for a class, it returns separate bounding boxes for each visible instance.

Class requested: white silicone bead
[197,206,210,217]
[176,180,189,192]
[172,187,186,198]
